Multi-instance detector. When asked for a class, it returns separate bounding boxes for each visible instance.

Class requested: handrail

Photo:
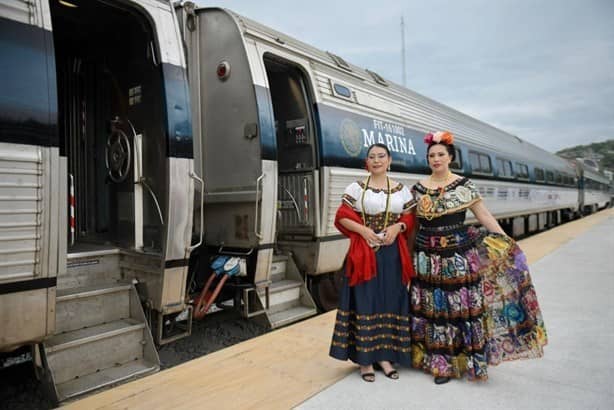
[254,173,264,240]
[188,171,204,252]
[278,183,302,222]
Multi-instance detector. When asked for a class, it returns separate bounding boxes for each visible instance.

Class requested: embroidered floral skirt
[410,224,547,381]
[329,242,412,367]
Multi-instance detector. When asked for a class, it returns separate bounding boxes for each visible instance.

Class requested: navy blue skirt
[329,241,411,366]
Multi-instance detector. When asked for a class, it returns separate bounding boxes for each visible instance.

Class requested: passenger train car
[1,0,195,403]
[174,3,611,319]
[0,0,611,403]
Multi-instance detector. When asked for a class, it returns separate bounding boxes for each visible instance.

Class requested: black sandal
[373,362,399,379]
[434,376,451,384]
[361,372,376,382]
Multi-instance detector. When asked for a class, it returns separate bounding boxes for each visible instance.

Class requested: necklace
[360,176,391,230]
[429,171,451,183]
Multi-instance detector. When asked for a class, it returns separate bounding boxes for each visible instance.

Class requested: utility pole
[401,16,407,87]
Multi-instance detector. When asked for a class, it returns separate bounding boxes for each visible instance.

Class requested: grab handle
[254,173,264,240]
[188,171,204,252]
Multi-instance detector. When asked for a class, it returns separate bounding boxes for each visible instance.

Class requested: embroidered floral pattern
[410,178,546,381]
[414,178,481,219]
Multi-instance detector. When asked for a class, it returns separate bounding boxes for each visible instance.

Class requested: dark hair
[427,142,456,162]
[366,143,391,157]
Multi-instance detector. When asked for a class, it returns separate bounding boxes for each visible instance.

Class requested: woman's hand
[360,226,383,246]
[382,223,403,246]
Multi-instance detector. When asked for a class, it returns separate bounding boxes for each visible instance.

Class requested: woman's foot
[360,365,375,382]
[434,376,450,384]
[374,361,399,379]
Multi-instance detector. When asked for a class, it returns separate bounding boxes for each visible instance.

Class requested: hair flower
[424,131,455,145]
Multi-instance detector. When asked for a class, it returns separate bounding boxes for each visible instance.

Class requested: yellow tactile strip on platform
[520,208,613,265]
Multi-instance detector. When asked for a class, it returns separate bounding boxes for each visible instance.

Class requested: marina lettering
[361,128,416,155]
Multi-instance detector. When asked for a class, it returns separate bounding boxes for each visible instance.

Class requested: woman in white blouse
[329,143,417,382]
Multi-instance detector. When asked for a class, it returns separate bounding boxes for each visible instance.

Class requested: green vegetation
[557,139,614,171]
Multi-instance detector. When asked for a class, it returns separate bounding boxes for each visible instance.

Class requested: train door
[262,53,318,239]
[50,0,174,260]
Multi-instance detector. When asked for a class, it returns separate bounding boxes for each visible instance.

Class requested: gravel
[0,309,269,410]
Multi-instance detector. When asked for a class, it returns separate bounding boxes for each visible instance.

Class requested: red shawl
[335,203,416,286]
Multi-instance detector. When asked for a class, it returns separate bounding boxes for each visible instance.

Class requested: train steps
[257,254,317,329]
[40,282,159,403]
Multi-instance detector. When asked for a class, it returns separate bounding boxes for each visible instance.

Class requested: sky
[197,0,614,153]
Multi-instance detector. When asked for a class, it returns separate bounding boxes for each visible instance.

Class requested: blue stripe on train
[0,17,58,147]
[253,84,431,172]
[162,63,193,159]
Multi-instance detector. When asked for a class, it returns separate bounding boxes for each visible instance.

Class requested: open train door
[181,7,276,273]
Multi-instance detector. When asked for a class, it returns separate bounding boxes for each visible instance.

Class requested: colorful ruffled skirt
[410,225,547,380]
[330,242,412,367]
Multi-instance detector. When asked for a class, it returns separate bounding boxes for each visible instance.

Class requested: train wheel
[310,268,345,312]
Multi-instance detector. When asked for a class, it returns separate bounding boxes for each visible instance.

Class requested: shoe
[373,362,399,379]
[434,376,451,384]
[360,372,375,382]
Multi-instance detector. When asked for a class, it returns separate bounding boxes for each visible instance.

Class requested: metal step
[258,279,302,307]
[55,283,131,334]
[268,304,317,329]
[270,254,288,282]
[45,319,146,385]
[42,282,160,403]
[253,253,318,329]
[56,358,158,402]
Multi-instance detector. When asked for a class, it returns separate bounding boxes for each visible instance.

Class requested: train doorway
[263,54,318,239]
[51,0,167,254]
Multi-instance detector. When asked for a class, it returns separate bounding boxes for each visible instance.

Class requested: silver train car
[174,3,611,316]
[1,0,195,402]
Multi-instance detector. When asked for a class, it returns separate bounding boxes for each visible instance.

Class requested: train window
[566,175,573,186]
[534,168,545,182]
[331,82,353,100]
[450,148,463,170]
[546,171,554,183]
[496,158,513,178]
[516,163,529,179]
[555,173,562,184]
[327,52,352,71]
[479,154,492,173]
[469,151,492,174]
[469,152,480,170]
[366,69,389,86]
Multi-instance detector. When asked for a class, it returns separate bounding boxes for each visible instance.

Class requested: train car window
[496,158,513,178]
[450,148,463,170]
[563,174,573,186]
[516,163,529,180]
[534,168,545,182]
[327,52,352,71]
[546,170,554,183]
[331,82,353,100]
[479,154,492,173]
[555,173,562,184]
[469,152,480,170]
[469,151,492,174]
[366,69,389,86]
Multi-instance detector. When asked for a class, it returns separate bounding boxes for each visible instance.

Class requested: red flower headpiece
[424,131,454,145]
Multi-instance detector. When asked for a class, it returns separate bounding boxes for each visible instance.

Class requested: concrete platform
[65,209,614,410]
[299,209,614,410]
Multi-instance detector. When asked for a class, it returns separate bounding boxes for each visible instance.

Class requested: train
[0,0,611,404]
